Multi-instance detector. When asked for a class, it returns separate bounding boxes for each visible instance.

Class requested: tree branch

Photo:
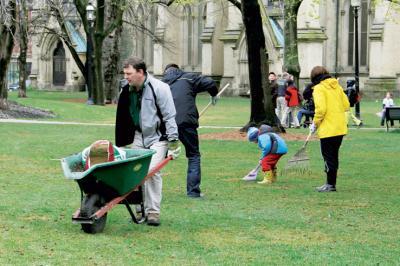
[226,0,241,10]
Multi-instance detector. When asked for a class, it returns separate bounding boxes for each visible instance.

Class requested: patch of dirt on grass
[0,101,55,119]
[63,98,87,103]
[200,130,317,141]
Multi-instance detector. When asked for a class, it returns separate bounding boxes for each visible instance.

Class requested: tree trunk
[104,26,122,104]
[283,0,302,85]
[240,0,276,131]
[0,0,17,109]
[261,51,275,126]
[103,2,122,104]
[93,36,105,105]
[18,0,28,98]
[85,28,95,103]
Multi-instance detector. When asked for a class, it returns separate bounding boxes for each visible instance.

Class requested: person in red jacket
[284,75,301,128]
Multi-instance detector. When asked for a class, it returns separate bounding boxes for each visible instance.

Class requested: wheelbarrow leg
[123,201,145,224]
[123,186,146,224]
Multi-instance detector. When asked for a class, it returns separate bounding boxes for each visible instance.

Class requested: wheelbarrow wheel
[80,194,107,234]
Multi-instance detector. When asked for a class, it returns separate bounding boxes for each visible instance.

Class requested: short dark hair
[123,57,147,73]
[310,66,329,81]
[268,72,276,76]
[164,63,180,72]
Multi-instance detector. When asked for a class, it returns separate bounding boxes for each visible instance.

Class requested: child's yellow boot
[271,168,277,183]
[258,170,274,184]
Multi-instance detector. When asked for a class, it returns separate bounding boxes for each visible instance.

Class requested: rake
[285,131,312,173]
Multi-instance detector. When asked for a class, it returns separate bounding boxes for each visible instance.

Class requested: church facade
[11,0,400,98]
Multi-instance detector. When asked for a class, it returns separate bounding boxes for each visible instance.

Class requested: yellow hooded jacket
[312,78,350,138]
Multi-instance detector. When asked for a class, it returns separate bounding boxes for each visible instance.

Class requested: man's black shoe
[316,184,337,192]
[187,193,204,198]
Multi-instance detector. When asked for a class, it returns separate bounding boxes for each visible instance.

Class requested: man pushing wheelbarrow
[115,57,181,226]
[62,57,180,233]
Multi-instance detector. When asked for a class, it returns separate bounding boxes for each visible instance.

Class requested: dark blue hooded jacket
[163,68,218,128]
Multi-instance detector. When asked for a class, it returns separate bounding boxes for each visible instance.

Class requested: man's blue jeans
[297,109,314,125]
[178,126,202,197]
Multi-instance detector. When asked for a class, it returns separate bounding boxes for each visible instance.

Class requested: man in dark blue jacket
[163,64,218,198]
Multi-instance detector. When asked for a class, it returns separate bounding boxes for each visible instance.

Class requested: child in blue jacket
[247,125,288,184]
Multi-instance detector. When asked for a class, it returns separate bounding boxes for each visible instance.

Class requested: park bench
[385,106,400,132]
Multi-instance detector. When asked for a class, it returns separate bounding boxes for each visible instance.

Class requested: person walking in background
[344,79,362,127]
[163,63,218,198]
[284,75,301,128]
[247,125,288,184]
[380,92,395,127]
[115,57,181,226]
[269,72,279,110]
[269,72,282,126]
[276,72,290,127]
[309,66,350,192]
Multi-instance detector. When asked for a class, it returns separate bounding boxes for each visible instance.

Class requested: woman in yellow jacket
[309,66,350,192]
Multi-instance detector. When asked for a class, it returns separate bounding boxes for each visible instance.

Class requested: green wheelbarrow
[61,148,172,234]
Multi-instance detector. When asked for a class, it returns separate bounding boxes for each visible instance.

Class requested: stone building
[9,0,400,98]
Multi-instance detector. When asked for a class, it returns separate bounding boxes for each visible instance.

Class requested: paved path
[0,118,394,131]
[0,118,243,129]
[0,119,114,126]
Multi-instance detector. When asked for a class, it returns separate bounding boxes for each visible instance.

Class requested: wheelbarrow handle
[145,155,173,180]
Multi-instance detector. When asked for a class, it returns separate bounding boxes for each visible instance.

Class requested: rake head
[284,131,313,174]
[284,146,310,174]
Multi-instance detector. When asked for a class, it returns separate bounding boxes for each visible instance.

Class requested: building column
[153,7,167,76]
[200,2,215,76]
[219,4,242,95]
[364,2,398,98]
[297,0,327,82]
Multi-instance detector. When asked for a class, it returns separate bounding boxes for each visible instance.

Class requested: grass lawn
[1,90,399,264]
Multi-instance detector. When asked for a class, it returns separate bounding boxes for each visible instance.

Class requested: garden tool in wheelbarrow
[284,131,312,174]
[61,144,172,234]
[199,83,230,117]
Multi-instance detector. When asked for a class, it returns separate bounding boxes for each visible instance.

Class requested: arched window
[238,36,250,93]
[53,41,66,85]
[348,0,369,67]
[182,4,204,70]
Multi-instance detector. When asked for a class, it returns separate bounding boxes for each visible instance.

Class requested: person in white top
[381,92,395,126]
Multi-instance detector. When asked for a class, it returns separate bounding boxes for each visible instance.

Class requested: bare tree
[0,0,17,109]
[73,0,125,105]
[226,0,281,131]
[32,0,125,105]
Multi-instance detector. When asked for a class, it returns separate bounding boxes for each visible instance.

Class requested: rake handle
[199,83,230,117]
[302,131,313,148]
